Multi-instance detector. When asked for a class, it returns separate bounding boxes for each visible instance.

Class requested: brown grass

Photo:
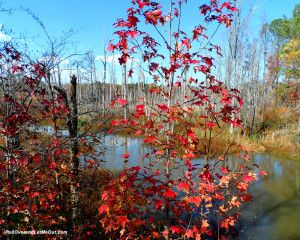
[79,168,115,224]
[236,130,300,160]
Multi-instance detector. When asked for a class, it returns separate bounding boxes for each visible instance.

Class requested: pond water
[239,154,300,240]
[96,135,300,240]
[32,126,300,239]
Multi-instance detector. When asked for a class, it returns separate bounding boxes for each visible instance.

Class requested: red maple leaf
[187,129,196,141]
[128,68,134,77]
[157,103,169,112]
[135,130,143,135]
[220,166,229,174]
[164,188,177,199]
[137,0,149,9]
[127,30,138,38]
[231,118,242,128]
[116,215,129,228]
[175,81,182,87]
[154,199,164,210]
[111,120,120,126]
[170,226,183,234]
[143,136,156,143]
[110,97,128,107]
[177,181,190,192]
[240,194,252,203]
[121,153,130,159]
[236,96,243,106]
[206,122,216,128]
[146,9,162,25]
[116,98,128,105]
[136,104,145,111]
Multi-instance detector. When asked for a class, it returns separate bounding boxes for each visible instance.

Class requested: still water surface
[98,135,300,240]
[32,127,300,240]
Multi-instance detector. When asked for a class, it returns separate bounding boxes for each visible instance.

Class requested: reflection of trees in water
[240,189,300,239]
[122,137,128,169]
[260,155,300,199]
[239,154,300,239]
[104,136,149,170]
[101,137,300,239]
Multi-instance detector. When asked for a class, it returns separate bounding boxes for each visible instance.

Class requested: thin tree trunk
[55,75,79,236]
[122,63,127,118]
[69,75,79,233]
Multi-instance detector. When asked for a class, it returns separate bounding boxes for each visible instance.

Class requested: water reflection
[29,125,69,137]
[100,135,149,170]
[28,127,300,239]
[100,135,300,240]
[239,155,300,240]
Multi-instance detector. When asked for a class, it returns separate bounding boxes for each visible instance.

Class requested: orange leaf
[259,170,267,176]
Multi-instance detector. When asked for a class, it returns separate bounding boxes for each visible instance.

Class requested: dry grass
[79,168,115,223]
[259,130,300,160]
[236,135,266,152]
[235,129,300,160]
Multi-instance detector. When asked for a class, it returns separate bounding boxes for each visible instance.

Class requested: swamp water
[97,135,300,240]
[31,127,300,239]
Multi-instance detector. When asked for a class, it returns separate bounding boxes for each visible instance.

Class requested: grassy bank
[237,131,300,161]
[35,110,300,161]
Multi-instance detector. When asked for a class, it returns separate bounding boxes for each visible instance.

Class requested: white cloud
[0,32,11,41]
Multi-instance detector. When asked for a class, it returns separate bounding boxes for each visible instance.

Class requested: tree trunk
[69,75,79,234]
[55,75,79,236]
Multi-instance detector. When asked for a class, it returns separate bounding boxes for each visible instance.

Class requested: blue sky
[1,0,299,57]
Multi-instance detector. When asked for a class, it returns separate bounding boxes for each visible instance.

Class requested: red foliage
[0,1,267,239]
[100,0,264,239]
[0,45,70,236]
